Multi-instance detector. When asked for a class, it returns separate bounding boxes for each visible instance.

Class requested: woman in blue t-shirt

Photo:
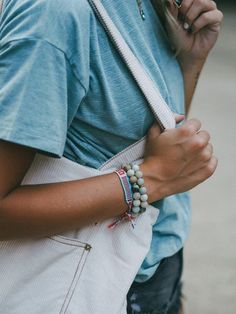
[0,0,223,313]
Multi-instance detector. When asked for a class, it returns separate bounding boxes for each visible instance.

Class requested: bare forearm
[178,57,205,115]
[0,172,126,240]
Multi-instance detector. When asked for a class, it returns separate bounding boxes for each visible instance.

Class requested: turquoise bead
[133,192,141,200]
[123,164,131,171]
[132,206,141,214]
[135,170,143,179]
[130,176,138,183]
[127,169,135,177]
[132,184,140,192]
[141,201,148,208]
[137,178,144,186]
[140,187,147,194]
[132,164,140,172]
[133,199,141,207]
[141,194,148,202]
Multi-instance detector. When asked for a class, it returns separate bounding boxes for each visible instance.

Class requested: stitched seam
[0,127,63,144]
[59,248,90,313]
[59,249,85,314]
[63,250,90,313]
[0,37,88,95]
[48,236,87,248]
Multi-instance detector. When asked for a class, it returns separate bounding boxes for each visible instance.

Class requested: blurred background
[183,1,236,313]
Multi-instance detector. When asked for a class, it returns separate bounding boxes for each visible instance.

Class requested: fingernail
[175,0,182,6]
[183,22,190,30]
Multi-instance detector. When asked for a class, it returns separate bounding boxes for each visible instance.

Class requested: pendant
[136,0,146,21]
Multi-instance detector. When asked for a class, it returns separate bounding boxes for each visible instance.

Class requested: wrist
[177,54,206,73]
[139,161,167,203]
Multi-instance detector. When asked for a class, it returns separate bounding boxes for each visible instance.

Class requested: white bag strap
[88,0,176,130]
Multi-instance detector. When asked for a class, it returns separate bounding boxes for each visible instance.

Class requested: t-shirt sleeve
[0,0,90,157]
[0,39,76,157]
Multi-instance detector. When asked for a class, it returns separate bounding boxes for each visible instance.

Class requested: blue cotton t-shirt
[0,0,191,282]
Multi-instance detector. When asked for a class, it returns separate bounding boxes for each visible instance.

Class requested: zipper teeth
[89,0,166,130]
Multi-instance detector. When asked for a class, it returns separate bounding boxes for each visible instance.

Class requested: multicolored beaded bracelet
[109,163,149,229]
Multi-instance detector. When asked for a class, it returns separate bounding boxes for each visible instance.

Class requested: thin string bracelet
[109,163,149,229]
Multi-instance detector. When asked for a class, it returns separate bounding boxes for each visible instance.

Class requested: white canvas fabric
[0,152,159,314]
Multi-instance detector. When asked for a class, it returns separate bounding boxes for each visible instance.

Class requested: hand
[141,118,218,202]
[165,0,223,64]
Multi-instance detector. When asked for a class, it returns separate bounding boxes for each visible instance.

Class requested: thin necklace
[136,0,146,20]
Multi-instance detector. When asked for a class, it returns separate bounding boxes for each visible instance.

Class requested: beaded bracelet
[123,163,149,216]
[109,163,149,229]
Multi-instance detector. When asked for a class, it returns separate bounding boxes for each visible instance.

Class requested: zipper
[87,0,176,131]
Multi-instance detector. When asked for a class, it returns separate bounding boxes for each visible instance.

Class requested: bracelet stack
[122,163,148,216]
[110,163,149,229]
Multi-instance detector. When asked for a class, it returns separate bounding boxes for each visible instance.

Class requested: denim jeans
[127,249,183,314]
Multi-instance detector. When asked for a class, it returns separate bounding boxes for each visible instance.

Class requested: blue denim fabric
[127,249,183,314]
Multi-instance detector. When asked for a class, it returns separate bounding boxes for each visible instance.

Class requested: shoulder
[1,0,92,22]
[0,0,92,55]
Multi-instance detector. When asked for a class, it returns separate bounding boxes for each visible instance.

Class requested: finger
[187,155,218,182]
[174,113,185,124]
[183,143,214,174]
[200,142,214,162]
[179,0,195,15]
[168,118,202,143]
[192,9,223,34]
[183,130,211,154]
[185,0,217,27]
[147,123,162,140]
[175,155,218,192]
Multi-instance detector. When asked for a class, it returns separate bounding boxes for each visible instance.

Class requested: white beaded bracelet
[122,163,149,216]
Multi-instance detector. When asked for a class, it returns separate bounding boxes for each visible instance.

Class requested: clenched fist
[141,118,218,203]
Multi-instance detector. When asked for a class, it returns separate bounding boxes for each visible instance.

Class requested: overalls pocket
[0,146,159,314]
[0,235,91,314]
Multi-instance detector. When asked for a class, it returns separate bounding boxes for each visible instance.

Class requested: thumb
[174,113,185,124]
[147,114,184,139]
[147,122,162,140]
